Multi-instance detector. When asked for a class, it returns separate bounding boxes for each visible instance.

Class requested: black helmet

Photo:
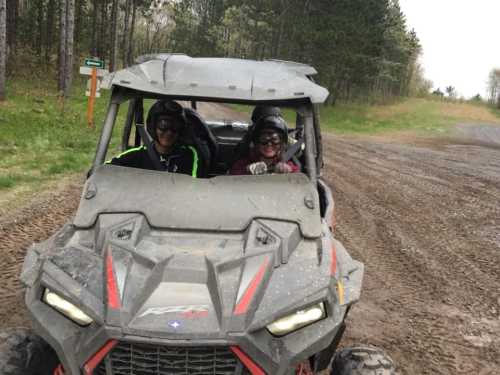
[252,114,288,145]
[251,105,282,124]
[146,100,186,140]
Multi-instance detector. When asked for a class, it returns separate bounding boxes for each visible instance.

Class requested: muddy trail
[323,132,500,375]
[0,124,499,374]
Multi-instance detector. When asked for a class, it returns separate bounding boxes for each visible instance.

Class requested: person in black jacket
[109,101,199,177]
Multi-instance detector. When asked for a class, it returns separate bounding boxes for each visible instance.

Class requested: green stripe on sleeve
[105,146,145,164]
[188,146,199,177]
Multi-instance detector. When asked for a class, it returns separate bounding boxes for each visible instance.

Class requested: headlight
[43,289,93,326]
[267,302,326,336]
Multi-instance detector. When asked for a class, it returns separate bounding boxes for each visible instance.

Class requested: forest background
[0,0,433,103]
[1,0,500,203]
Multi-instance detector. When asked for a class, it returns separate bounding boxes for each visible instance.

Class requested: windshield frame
[92,86,321,182]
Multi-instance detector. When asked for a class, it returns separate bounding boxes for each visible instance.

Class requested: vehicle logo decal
[139,305,209,318]
[168,321,181,329]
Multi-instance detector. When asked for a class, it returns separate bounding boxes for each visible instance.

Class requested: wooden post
[87,67,97,128]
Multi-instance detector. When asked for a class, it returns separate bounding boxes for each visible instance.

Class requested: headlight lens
[267,302,326,336]
[43,289,93,326]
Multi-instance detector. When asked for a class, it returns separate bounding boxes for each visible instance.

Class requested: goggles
[156,117,181,134]
[258,133,282,146]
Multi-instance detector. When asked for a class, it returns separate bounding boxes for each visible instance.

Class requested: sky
[399,0,500,98]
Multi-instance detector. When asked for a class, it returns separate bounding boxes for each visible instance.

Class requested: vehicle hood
[26,214,335,340]
[74,165,321,238]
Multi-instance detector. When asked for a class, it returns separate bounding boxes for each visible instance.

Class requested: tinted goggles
[258,133,282,146]
[156,117,181,134]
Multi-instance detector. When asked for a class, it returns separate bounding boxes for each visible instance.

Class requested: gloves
[247,162,268,175]
[274,162,293,174]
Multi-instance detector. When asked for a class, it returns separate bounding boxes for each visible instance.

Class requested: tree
[0,0,6,100]
[0,0,426,104]
[445,85,456,99]
[487,68,500,107]
[6,0,17,51]
[58,0,75,98]
[470,94,482,102]
[109,0,119,71]
[432,88,444,97]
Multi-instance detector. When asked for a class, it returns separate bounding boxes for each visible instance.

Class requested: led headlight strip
[43,289,93,326]
[267,302,326,336]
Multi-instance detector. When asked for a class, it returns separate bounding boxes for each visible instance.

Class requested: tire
[331,346,396,375]
[0,328,59,375]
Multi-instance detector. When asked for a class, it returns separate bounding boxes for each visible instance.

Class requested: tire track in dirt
[0,180,83,328]
[324,134,500,375]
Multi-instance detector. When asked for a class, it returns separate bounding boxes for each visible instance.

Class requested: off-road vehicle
[0,54,396,374]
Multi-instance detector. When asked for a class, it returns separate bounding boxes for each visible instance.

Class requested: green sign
[84,58,104,69]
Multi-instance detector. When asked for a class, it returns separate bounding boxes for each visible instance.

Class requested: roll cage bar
[92,86,323,183]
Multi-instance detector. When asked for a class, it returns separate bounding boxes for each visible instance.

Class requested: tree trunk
[74,0,83,64]
[63,0,74,98]
[109,0,118,71]
[46,0,55,63]
[0,0,6,100]
[6,0,17,50]
[121,0,130,67]
[127,0,136,66]
[98,0,108,64]
[58,0,67,92]
[91,0,97,55]
[37,0,44,60]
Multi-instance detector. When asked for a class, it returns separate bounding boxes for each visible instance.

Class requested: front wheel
[0,328,59,375]
[331,346,396,375]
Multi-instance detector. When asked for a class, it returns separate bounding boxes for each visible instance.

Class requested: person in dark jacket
[230,110,299,175]
[109,101,199,177]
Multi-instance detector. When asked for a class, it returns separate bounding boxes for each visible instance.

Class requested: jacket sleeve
[108,147,145,169]
[229,158,250,175]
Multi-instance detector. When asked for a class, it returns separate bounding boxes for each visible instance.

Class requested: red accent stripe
[106,252,121,309]
[330,244,337,275]
[234,257,269,315]
[83,339,118,375]
[230,346,266,375]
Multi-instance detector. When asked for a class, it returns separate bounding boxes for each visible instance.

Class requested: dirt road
[0,121,499,374]
[324,130,500,375]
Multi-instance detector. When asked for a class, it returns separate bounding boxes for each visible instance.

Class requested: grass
[231,98,500,135]
[320,98,500,135]
[0,76,124,204]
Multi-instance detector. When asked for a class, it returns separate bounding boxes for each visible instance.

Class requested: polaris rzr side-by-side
[0,54,396,375]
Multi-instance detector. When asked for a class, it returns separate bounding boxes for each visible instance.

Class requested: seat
[183,108,218,177]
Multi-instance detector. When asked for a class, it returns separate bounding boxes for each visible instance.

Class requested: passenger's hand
[274,162,292,174]
[247,162,268,175]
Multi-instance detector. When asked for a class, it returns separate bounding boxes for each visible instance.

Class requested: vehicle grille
[94,342,243,375]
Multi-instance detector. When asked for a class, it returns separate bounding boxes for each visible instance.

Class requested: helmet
[251,105,282,124]
[146,100,186,140]
[252,114,288,145]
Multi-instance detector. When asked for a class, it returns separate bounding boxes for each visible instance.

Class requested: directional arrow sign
[84,58,104,69]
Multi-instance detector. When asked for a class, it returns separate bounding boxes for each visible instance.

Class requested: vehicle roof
[100,54,329,104]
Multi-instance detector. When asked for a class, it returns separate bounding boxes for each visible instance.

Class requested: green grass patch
[320,98,500,135]
[0,77,125,197]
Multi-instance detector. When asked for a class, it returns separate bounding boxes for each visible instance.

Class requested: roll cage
[91,86,324,182]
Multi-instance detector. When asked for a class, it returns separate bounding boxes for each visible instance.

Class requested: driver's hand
[274,162,293,174]
[247,162,268,175]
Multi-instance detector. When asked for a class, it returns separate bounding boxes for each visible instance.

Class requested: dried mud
[325,132,500,375]
[0,124,499,374]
